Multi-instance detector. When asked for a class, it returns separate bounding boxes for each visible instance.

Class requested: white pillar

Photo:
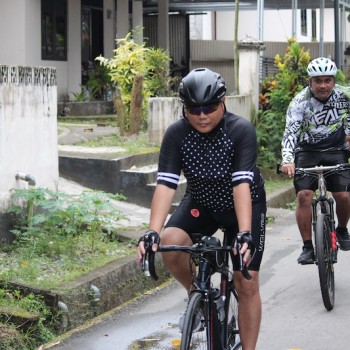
[319,0,325,57]
[104,0,115,58]
[116,0,129,40]
[158,0,169,51]
[257,0,264,41]
[292,0,298,38]
[67,0,81,101]
[238,39,265,114]
[132,0,143,44]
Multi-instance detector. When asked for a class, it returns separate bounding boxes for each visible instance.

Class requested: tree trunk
[129,74,144,135]
[113,87,126,135]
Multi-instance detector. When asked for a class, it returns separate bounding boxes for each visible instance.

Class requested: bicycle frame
[294,163,350,310]
[141,230,246,350]
[192,232,239,350]
[310,167,336,238]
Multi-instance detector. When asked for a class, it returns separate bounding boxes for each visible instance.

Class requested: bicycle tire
[226,286,242,350]
[315,212,335,311]
[180,292,209,350]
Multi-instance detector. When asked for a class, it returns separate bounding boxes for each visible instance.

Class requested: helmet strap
[309,85,334,103]
[223,101,227,114]
[182,105,188,120]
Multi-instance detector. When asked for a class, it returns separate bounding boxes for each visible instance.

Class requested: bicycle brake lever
[276,163,281,175]
[141,252,150,277]
[235,240,252,280]
[148,251,159,281]
[241,264,252,280]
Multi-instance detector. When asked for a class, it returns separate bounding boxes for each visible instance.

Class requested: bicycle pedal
[300,260,315,265]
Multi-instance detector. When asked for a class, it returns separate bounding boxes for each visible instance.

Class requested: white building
[191,8,349,43]
[1,1,349,102]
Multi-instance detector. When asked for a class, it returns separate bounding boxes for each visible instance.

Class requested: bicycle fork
[312,197,338,263]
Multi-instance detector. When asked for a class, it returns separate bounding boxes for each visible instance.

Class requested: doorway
[81,0,104,85]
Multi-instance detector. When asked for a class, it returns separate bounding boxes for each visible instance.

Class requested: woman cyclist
[138,68,266,350]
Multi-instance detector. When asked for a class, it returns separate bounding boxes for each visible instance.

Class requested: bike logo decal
[190,209,200,217]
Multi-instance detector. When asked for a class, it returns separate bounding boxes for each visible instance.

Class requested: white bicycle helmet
[307,57,337,77]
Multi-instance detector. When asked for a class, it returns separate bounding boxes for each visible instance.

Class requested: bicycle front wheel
[180,292,209,350]
[315,212,335,311]
[226,286,242,350]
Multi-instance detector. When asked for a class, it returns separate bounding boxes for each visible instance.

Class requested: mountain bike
[278,163,350,311]
[141,229,251,350]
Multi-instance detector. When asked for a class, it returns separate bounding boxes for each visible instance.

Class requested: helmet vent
[203,85,212,101]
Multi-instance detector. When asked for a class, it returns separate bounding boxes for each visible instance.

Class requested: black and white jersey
[157,112,265,212]
[281,85,350,164]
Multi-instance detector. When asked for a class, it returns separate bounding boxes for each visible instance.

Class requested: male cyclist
[281,57,350,265]
[138,68,266,350]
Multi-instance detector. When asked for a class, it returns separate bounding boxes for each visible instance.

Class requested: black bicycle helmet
[179,68,226,106]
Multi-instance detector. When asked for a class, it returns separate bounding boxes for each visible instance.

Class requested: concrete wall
[148,95,253,145]
[0,65,59,242]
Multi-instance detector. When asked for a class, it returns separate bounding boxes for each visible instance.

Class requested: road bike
[278,163,350,311]
[141,229,251,350]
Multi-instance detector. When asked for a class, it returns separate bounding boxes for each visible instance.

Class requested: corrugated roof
[142,0,350,13]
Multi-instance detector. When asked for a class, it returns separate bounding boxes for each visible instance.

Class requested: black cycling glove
[236,231,256,259]
[138,230,160,252]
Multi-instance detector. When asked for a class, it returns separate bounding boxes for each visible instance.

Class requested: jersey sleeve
[156,122,183,190]
[344,102,350,137]
[229,117,258,187]
[340,86,350,136]
[281,92,305,164]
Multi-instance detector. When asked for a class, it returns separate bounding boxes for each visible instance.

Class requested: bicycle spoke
[180,292,209,350]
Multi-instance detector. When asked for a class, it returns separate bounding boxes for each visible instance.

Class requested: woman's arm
[149,184,176,235]
[233,182,252,232]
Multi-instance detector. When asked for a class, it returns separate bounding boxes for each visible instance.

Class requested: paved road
[44,208,350,350]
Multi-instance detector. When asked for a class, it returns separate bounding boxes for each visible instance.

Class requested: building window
[301,9,307,36]
[41,0,67,61]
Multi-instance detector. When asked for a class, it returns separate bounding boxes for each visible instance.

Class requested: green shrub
[96,29,174,135]
[255,39,310,169]
[9,188,127,255]
[0,288,55,349]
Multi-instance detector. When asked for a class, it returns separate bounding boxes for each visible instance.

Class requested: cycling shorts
[294,150,350,193]
[164,193,267,271]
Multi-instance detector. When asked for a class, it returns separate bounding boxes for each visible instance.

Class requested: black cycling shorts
[165,193,267,271]
[294,151,350,193]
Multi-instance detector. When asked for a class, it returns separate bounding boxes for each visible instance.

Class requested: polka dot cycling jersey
[157,112,265,212]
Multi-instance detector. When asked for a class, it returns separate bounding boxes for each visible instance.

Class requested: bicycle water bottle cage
[201,236,224,270]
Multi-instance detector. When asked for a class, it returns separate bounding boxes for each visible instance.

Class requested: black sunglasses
[185,103,221,115]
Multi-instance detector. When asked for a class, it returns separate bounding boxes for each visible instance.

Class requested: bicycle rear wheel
[226,286,242,350]
[180,292,209,350]
[315,212,335,311]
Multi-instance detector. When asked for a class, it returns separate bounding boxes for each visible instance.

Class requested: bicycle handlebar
[277,162,350,176]
[141,238,252,281]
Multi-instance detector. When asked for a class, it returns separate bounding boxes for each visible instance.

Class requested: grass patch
[2,188,138,289]
[58,120,160,155]
[78,132,160,154]
[58,115,118,126]
[264,177,292,192]
[0,240,136,290]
